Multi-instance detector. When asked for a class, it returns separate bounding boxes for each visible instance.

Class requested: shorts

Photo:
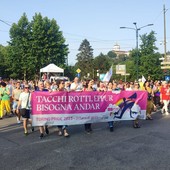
[20,109,30,119]
[12,101,18,110]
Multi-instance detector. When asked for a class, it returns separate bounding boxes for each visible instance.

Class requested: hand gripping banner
[31,91,147,126]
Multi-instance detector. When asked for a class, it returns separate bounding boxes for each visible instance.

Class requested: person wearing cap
[0,82,11,119]
[160,81,170,115]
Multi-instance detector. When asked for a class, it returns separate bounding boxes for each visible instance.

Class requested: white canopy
[40,63,64,73]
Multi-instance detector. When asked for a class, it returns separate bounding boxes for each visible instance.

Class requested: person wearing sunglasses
[17,84,33,135]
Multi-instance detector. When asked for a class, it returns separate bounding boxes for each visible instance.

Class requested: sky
[0,0,169,65]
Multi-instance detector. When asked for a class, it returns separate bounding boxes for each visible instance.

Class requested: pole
[136,28,139,80]
[120,23,153,81]
[163,4,167,61]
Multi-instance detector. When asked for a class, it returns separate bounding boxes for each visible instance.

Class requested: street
[0,111,170,170]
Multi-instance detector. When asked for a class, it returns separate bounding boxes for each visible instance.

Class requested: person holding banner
[84,80,94,134]
[97,81,107,92]
[64,81,71,92]
[128,82,141,128]
[56,80,69,137]
[98,81,114,132]
[144,81,155,120]
[70,77,83,91]
[107,82,113,91]
[36,81,50,139]
[45,81,52,91]
[108,82,121,132]
[112,82,120,91]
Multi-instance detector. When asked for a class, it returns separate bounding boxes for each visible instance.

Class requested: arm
[16,100,21,114]
[16,93,22,112]
[4,88,10,95]
[12,89,15,100]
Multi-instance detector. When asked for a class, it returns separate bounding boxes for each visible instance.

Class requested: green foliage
[107,51,117,58]
[76,39,93,62]
[118,31,163,81]
[140,31,158,55]
[93,53,112,72]
[0,45,9,78]
[75,39,94,78]
[7,13,68,80]
[139,31,162,80]
[140,53,162,80]
[64,65,75,81]
[93,53,113,80]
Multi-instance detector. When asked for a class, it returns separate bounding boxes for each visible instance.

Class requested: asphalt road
[1,111,170,170]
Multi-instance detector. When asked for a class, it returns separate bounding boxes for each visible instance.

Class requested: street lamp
[120,22,153,80]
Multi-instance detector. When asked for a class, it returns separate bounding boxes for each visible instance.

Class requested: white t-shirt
[70,82,83,91]
[19,92,31,109]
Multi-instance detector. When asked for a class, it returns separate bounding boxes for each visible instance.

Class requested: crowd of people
[0,77,169,139]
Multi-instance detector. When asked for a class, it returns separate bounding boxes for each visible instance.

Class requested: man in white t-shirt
[70,77,83,91]
[17,84,33,135]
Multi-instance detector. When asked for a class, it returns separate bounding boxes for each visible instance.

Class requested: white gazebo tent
[40,63,64,79]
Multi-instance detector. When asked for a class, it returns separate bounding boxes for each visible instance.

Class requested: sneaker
[85,129,92,134]
[165,112,169,115]
[58,131,62,136]
[146,115,153,120]
[17,120,21,124]
[45,127,49,135]
[133,123,140,128]
[24,132,28,136]
[64,132,70,137]
[31,127,34,132]
[39,133,44,139]
[161,109,165,114]
[8,114,12,117]
[110,127,114,132]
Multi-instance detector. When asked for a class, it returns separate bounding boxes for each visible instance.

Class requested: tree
[75,39,94,78]
[8,13,31,79]
[31,13,68,71]
[107,51,117,58]
[140,31,158,55]
[0,45,9,78]
[93,53,113,80]
[139,31,162,80]
[8,13,69,79]
[76,39,93,62]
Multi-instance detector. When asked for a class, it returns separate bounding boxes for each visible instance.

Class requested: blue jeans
[108,121,113,128]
